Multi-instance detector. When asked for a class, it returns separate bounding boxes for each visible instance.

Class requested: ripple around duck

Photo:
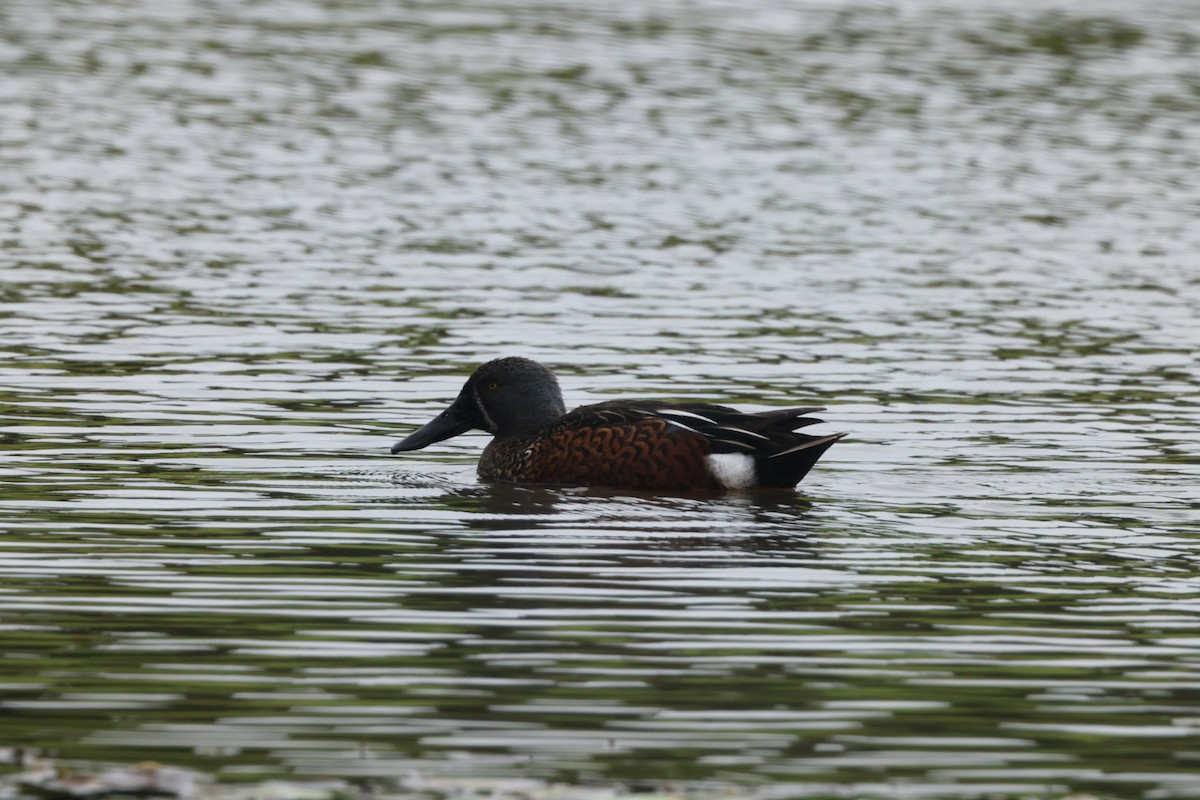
[3,0,1200,796]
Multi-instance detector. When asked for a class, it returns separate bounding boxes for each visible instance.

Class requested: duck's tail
[757,432,846,488]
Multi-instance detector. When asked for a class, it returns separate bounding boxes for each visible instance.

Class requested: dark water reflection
[3,0,1200,797]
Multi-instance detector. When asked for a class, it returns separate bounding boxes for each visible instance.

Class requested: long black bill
[391,394,476,453]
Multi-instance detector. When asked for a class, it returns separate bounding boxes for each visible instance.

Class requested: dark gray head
[391,357,566,453]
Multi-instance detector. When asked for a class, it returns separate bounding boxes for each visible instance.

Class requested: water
[2,0,1199,797]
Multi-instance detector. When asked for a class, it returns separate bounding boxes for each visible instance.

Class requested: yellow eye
[487,382,498,390]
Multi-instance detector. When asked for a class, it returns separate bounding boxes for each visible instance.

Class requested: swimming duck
[391,357,843,491]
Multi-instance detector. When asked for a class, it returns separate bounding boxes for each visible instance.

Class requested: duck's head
[391,357,567,453]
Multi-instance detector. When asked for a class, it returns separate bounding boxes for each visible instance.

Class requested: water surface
[2,0,1199,797]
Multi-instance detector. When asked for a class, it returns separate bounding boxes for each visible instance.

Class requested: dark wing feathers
[567,401,831,457]
[654,404,827,457]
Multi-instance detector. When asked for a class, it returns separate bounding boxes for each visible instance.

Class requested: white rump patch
[706,453,758,490]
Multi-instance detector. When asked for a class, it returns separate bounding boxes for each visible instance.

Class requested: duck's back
[478,401,841,491]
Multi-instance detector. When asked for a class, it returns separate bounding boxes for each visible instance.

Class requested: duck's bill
[391,396,475,453]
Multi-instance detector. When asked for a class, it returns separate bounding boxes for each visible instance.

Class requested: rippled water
[3,0,1199,797]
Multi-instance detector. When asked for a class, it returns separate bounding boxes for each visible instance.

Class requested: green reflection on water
[2,0,1199,796]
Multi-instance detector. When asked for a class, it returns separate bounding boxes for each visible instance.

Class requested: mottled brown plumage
[480,404,721,490]
[391,358,843,492]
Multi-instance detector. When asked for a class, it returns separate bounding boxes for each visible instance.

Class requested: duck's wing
[544,401,841,489]
[565,401,825,451]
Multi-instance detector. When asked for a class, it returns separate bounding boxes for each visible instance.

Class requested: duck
[390,357,844,492]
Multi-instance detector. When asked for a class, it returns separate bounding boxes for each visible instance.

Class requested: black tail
[756,432,845,488]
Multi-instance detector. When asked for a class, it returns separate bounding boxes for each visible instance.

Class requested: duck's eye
[487,382,499,390]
